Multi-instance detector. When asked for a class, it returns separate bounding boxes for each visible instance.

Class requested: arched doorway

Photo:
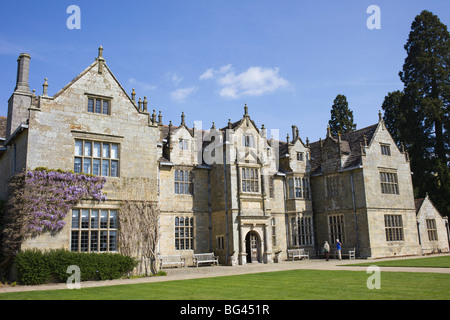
[245,231,261,263]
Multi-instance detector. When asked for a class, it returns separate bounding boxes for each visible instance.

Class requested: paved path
[1,254,449,293]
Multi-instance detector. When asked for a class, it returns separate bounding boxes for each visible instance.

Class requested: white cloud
[199,68,214,80]
[165,72,183,86]
[170,86,198,102]
[200,64,289,99]
[128,78,157,91]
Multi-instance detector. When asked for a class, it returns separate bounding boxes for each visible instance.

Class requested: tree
[383,10,450,216]
[328,94,357,136]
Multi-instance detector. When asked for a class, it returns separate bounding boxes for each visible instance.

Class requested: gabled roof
[52,48,141,114]
[309,123,379,174]
[415,198,425,213]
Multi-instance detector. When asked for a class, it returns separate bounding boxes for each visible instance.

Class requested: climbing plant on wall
[1,168,107,258]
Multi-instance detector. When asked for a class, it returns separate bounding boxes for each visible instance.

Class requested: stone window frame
[384,214,404,241]
[74,139,120,177]
[379,170,399,195]
[179,139,189,150]
[288,176,311,199]
[217,235,225,250]
[297,152,304,161]
[271,218,277,247]
[325,175,339,198]
[174,169,193,195]
[241,167,260,193]
[426,219,438,241]
[175,216,194,250]
[71,208,118,253]
[291,214,314,246]
[269,176,275,198]
[380,143,391,156]
[328,214,345,245]
[242,134,255,148]
[86,93,112,116]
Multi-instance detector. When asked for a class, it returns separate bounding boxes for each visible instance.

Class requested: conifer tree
[328,94,357,136]
[383,10,450,216]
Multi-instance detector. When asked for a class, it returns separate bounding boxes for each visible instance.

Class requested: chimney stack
[291,125,298,141]
[15,53,31,93]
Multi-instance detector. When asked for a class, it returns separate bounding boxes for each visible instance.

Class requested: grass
[0,268,448,300]
[0,255,449,300]
[347,255,450,268]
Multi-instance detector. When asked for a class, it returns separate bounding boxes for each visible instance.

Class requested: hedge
[14,249,138,285]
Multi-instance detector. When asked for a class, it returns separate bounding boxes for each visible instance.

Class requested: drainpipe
[237,160,243,264]
[207,169,212,252]
[282,174,290,250]
[445,219,450,251]
[223,142,229,265]
[12,142,17,174]
[350,172,359,256]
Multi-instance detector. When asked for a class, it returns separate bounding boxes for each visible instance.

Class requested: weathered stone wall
[19,60,161,251]
[417,197,449,254]
[362,122,421,257]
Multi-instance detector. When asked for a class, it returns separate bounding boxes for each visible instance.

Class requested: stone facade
[416,195,449,254]
[0,49,448,267]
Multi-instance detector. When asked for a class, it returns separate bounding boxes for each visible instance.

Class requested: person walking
[323,241,330,261]
[336,239,342,261]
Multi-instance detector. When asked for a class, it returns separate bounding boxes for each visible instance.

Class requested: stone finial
[211,122,216,129]
[131,88,136,101]
[327,125,331,138]
[152,109,157,124]
[42,78,48,96]
[244,103,248,117]
[228,119,232,129]
[379,110,383,122]
[181,112,185,126]
[261,124,267,139]
[143,96,148,112]
[97,46,105,74]
[306,137,309,147]
[286,133,290,143]
[158,111,162,125]
[98,46,103,59]
[138,97,142,110]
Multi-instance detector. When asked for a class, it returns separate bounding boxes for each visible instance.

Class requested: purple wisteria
[19,169,107,233]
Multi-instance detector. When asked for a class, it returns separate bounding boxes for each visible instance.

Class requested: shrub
[14,249,52,285]
[15,249,138,285]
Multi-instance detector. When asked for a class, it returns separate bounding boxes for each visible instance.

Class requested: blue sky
[1,0,449,142]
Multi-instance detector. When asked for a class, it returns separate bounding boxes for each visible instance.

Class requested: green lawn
[0,268,449,300]
[347,255,450,268]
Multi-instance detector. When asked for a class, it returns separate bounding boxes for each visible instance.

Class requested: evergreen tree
[383,10,450,216]
[328,94,357,136]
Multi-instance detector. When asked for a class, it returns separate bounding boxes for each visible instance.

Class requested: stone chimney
[291,125,298,141]
[6,53,33,139]
[15,53,31,93]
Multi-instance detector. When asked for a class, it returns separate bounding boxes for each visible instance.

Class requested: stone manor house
[0,48,448,266]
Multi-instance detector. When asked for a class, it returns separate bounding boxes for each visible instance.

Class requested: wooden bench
[158,255,186,269]
[334,247,356,260]
[193,253,219,267]
[287,248,309,261]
